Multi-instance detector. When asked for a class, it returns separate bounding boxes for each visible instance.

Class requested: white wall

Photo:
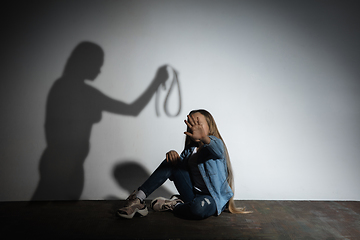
[1,0,359,201]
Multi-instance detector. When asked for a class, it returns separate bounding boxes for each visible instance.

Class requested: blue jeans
[138,159,217,220]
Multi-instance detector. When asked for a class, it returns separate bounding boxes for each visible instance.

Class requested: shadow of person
[31,41,168,201]
[106,161,173,200]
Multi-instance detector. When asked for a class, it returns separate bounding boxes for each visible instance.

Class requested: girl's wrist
[200,135,211,145]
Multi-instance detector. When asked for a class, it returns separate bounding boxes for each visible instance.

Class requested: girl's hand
[166,150,180,165]
[184,114,209,143]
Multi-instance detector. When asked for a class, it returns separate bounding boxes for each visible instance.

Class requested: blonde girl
[117,109,251,219]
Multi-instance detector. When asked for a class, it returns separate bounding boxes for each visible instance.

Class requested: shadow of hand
[154,65,169,90]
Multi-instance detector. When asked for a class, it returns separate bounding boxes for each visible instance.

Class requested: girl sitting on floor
[117,109,252,219]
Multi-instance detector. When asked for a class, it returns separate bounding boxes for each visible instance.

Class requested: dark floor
[1,200,359,239]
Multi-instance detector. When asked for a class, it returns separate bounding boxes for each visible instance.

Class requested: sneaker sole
[117,207,149,219]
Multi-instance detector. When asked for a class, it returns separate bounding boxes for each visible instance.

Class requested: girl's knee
[190,197,216,219]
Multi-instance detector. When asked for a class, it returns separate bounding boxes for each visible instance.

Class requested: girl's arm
[166,147,192,165]
[201,135,225,159]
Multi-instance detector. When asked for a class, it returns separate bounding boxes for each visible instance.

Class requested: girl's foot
[117,191,148,219]
[151,195,184,211]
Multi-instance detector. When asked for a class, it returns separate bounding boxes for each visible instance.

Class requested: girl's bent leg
[138,160,194,202]
[173,194,217,220]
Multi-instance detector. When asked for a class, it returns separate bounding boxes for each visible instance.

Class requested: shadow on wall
[31,41,169,201]
[106,161,173,200]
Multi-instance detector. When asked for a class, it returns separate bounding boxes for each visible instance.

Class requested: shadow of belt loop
[155,66,182,117]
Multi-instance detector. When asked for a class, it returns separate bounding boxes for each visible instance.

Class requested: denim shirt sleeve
[202,135,225,159]
[179,147,191,161]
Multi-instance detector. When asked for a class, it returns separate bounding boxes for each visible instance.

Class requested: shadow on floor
[106,160,173,200]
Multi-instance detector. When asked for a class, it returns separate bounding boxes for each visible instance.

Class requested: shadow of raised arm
[102,65,169,116]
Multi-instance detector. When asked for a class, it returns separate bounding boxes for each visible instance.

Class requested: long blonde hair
[185,109,252,214]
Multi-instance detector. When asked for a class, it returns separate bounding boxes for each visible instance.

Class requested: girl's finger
[171,152,177,161]
[184,119,192,129]
[169,151,179,164]
[187,114,196,126]
[195,116,200,125]
[184,131,192,137]
[191,114,198,125]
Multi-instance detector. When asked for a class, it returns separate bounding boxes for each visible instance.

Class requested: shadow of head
[64,41,104,80]
[113,161,173,199]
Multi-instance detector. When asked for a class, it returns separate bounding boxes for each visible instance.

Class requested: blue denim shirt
[179,135,234,215]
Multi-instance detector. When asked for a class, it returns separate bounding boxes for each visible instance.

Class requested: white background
[1,0,359,201]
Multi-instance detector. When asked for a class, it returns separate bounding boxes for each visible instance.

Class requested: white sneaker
[150,195,184,211]
[117,191,148,219]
